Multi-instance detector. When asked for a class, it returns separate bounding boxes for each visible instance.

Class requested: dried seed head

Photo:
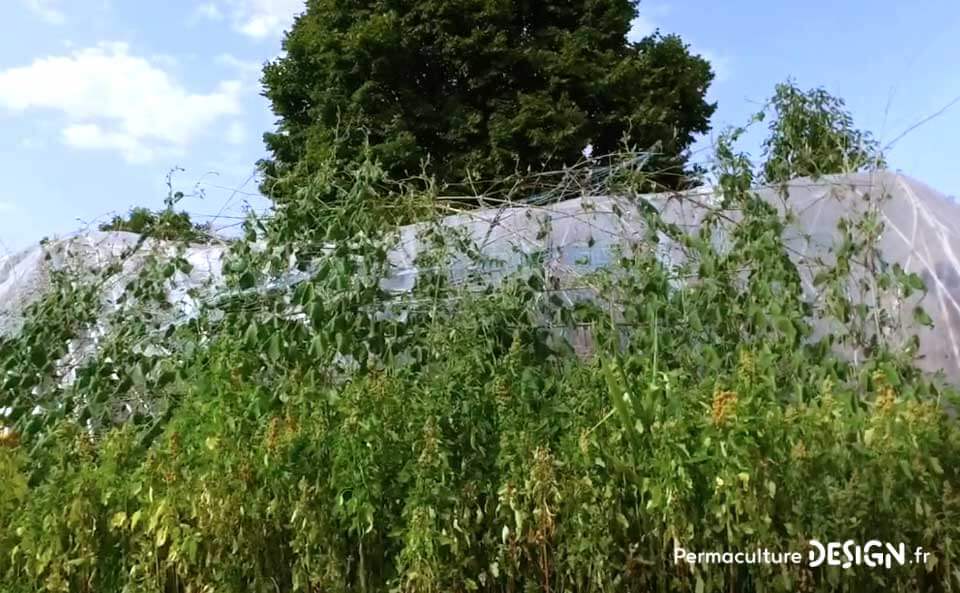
[820,377,834,399]
[266,417,282,451]
[737,350,755,381]
[0,426,18,448]
[875,385,896,416]
[791,440,808,460]
[578,430,591,456]
[711,389,738,426]
[494,375,510,405]
[418,418,440,466]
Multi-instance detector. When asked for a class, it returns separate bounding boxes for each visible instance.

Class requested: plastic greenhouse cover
[1,170,959,385]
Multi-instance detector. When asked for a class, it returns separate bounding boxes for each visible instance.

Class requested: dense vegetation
[0,0,954,587]
[2,83,958,591]
[98,169,212,243]
[259,0,716,203]
[760,82,885,184]
[98,207,210,243]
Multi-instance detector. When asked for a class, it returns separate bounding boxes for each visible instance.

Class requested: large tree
[259,0,716,202]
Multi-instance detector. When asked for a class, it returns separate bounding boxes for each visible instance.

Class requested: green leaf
[244,322,258,348]
[156,526,168,548]
[268,333,281,361]
[907,272,926,291]
[239,270,255,290]
[930,457,944,475]
[913,306,934,328]
[130,364,146,388]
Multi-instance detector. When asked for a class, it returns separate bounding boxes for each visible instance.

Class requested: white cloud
[225,121,247,145]
[62,124,158,163]
[234,0,304,39]
[0,42,243,163]
[202,0,304,39]
[22,0,65,24]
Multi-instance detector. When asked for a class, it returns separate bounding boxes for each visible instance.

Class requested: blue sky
[1,1,958,252]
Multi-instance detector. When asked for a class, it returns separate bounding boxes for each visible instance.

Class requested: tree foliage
[761,81,884,183]
[99,208,210,243]
[259,0,716,203]
[99,169,212,243]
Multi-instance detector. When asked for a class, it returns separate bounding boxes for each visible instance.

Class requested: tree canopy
[760,81,884,183]
[259,0,716,202]
[98,207,210,243]
[99,168,212,243]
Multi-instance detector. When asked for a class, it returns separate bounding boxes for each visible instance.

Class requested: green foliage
[99,168,212,243]
[99,208,209,243]
[259,0,716,203]
[760,80,885,183]
[1,93,958,591]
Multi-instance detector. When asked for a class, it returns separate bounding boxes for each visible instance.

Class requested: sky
[1,0,959,252]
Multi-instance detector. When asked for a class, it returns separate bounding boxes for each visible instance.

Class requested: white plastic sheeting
[2,170,959,383]
[386,171,960,382]
[0,232,225,338]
